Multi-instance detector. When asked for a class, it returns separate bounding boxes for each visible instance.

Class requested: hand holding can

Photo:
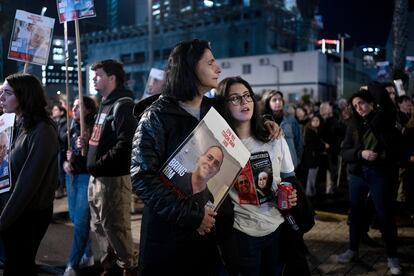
[277,182,294,210]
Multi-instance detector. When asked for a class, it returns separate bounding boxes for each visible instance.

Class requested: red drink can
[277,182,293,210]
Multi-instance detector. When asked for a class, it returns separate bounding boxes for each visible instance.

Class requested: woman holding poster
[131,39,224,276]
[0,73,58,275]
[216,76,301,276]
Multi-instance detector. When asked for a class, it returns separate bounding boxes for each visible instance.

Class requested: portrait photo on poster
[160,108,250,211]
[0,113,16,194]
[8,10,54,66]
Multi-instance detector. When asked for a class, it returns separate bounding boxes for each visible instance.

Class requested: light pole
[148,0,153,70]
[270,64,280,90]
[338,33,350,98]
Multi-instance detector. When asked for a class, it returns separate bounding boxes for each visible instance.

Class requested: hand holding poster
[159,108,250,211]
[57,0,96,23]
[8,10,55,66]
[0,114,16,194]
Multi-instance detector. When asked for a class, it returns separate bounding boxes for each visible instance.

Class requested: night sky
[6,0,409,47]
[318,0,395,47]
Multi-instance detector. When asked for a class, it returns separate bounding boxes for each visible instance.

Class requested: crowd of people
[0,38,412,276]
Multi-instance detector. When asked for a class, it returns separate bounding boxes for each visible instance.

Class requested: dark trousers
[348,167,398,257]
[222,227,282,276]
[279,222,310,276]
[1,205,53,276]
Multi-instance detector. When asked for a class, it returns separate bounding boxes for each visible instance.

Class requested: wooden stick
[74,19,86,156]
[64,21,71,153]
[23,63,29,73]
[64,21,73,188]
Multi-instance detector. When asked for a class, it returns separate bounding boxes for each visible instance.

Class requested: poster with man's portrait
[160,108,250,211]
[8,10,55,65]
[0,114,16,194]
[57,0,96,23]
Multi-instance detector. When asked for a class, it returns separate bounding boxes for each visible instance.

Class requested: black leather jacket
[131,95,216,227]
[131,95,223,271]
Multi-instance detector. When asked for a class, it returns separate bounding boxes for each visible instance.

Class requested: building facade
[82,0,320,98]
[217,51,337,101]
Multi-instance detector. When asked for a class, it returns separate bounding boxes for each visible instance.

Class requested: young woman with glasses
[216,76,299,276]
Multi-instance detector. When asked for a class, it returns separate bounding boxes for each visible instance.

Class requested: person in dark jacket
[337,89,402,275]
[401,110,414,219]
[302,115,328,197]
[319,102,346,194]
[62,96,97,275]
[81,59,138,276]
[131,39,222,276]
[0,73,58,276]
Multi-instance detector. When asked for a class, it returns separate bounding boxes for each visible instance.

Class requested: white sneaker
[337,249,358,263]
[79,255,94,268]
[387,257,402,275]
[63,266,77,276]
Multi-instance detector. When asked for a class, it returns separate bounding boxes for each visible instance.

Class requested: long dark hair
[6,73,49,131]
[304,114,322,135]
[216,76,270,142]
[264,90,284,114]
[162,39,211,101]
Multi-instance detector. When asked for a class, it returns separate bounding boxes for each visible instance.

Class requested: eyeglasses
[227,93,253,106]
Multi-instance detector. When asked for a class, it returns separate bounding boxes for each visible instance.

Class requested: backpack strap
[107,97,134,131]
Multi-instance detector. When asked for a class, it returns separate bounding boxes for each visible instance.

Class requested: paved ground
[1,196,413,275]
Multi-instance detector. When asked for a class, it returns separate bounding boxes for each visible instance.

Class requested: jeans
[306,167,319,197]
[88,175,138,269]
[65,174,92,267]
[348,167,398,257]
[233,228,282,276]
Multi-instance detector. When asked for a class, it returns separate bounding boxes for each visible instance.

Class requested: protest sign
[141,68,165,99]
[0,114,16,194]
[159,108,250,211]
[8,10,54,66]
[57,0,96,23]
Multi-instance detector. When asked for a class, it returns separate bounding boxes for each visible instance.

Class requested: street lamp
[338,33,350,98]
[148,0,153,70]
[269,64,280,90]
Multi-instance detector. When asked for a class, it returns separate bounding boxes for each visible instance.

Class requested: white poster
[159,108,250,210]
[8,10,55,66]
[0,114,16,194]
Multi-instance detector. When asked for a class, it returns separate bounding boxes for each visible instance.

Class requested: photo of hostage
[14,23,48,60]
[0,132,9,179]
[233,171,261,205]
[256,171,271,198]
[171,145,224,207]
[234,173,251,195]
